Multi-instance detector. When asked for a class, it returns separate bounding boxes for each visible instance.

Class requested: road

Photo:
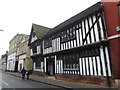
[0,72,67,89]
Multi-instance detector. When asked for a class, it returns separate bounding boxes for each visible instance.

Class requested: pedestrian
[26,70,30,80]
[21,67,26,79]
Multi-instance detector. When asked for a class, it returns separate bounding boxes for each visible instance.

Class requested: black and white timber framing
[42,2,112,77]
[28,24,50,72]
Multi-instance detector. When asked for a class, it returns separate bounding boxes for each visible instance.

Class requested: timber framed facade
[28,24,50,73]
[28,1,120,87]
[43,2,112,82]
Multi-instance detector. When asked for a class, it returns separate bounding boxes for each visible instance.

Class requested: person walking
[26,70,30,80]
[21,67,26,79]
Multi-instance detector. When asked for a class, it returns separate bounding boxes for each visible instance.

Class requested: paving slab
[4,71,117,89]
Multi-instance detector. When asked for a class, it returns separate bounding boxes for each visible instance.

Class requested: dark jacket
[21,69,26,75]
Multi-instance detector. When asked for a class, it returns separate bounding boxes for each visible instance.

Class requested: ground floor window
[34,62,44,72]
[57,53,79,74]
[56,47,101,75]
[56,46,111,76]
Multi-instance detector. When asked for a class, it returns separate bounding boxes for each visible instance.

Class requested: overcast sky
[0,0,101,57]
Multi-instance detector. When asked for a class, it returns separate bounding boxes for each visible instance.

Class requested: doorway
[15,61,18,72]
[46,59,55,76]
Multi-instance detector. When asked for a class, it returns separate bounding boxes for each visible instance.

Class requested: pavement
[2,72,61,89]
[4,71,118,89]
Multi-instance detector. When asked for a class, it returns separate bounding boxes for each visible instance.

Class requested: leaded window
[44,37,52,48]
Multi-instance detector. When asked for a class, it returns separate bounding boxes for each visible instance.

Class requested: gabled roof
[32,24,50,39]
[43,2,103,38]
[28,23,50,46]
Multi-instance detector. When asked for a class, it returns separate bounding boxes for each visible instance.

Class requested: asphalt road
[0,72,67,89]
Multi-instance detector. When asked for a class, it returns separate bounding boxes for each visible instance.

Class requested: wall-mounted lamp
[116,26,120,32]
[117,4,120,15]
[116,4,120,32]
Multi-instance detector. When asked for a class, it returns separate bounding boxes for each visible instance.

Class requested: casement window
[61,32,64,42]
[67,29,70,40]
[79,48,100,58]
[61,26,76,43]
[36,62,41,68]
[37,40,41,46]
[64,31,67,42]
[49,38,52,46]
[72,29,76,39]
[44,40,47,48]
[76,24,79,29]
[32,42,37,54]
[44,39,47,48]
[33,47,37,54]
[69,28,73,40]
[32,31,36,37]
[49,37,52,47]
[44,37,52,48]
[58,47,99,69]
[58,54,79,70]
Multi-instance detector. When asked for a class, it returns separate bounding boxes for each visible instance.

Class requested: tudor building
[28,23,50,73]
[43,1,112,78]
[27,1,120,87]
[42,1,120,86]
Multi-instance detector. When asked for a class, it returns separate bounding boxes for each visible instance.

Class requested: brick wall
[55,74,115,87]
[102,1,120,79]
[33,71,48,77]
